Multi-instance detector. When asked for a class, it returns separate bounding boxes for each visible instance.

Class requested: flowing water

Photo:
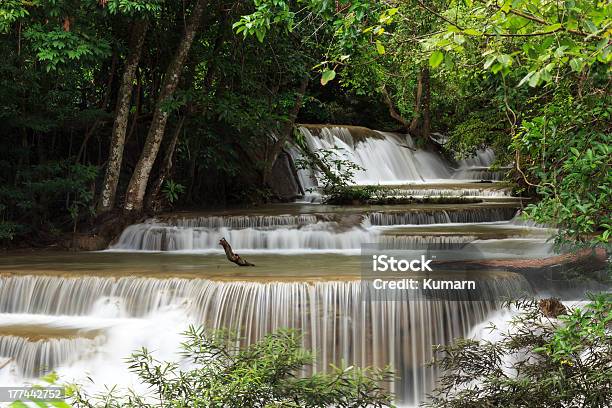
[0,125,596,406]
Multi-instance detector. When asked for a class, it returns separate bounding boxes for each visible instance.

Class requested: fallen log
[219,238,255,266]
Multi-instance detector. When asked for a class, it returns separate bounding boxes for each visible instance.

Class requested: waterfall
[291,126,509,189]
[0,274,531,404]
[110,208,519,252]
[368,207,517,226]
[452,148,508,181]
[0,335,104,378]
[112,220,377,252]
[296,126,452,184]
[2,124,550,406]
[161,214,320,229]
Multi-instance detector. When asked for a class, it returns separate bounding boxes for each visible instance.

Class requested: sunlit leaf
[429,50,444,68]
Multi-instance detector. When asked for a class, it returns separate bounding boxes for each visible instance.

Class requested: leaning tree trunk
[97,20,148,214]
[123,0,207,212]
[144,115,186,211]
[262,76,309,184]
[409,66,431,139]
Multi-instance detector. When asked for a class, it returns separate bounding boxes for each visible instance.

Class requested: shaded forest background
[0,0,609,247]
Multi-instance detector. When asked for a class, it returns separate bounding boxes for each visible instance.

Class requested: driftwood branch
[219,238,255,266]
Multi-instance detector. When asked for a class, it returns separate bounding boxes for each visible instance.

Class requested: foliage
[161,180,185,204]
[8,371,72,408]
[0,160,98,242]
[514,92,612,246]
[426,0,611,83]
[69,327,394,408]
[295,147,383,204]
[426,295,612,408]
[0,0,609,247]
[445,110,506,159]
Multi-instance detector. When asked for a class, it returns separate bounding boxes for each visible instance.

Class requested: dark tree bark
[98,19,149,214]
[262,76,309,185]
[219,238,255,266]
[144,115,186,211]
[409,66,431,139]
[421,66,431,139]
[123,0,207,212]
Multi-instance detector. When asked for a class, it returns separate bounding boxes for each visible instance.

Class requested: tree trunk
[262,76,309,184]
[123,0,207,212]
[97,19,148,214]
[409,68,423,135]
[421,66,431,139]
[144,115,186,211]
[409,66,431,138]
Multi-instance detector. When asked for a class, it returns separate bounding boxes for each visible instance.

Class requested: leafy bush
[69,328,394,408]
[513,93,612,246]
[426,295,612,408]
[295,147,389,204]
[161,180,185,204]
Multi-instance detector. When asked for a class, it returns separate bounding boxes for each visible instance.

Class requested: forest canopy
[0,0,610,246]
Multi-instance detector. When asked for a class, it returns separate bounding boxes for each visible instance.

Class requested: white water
[2,124,563,406]
[0,275,531,405]
[110,208,528,253]
[296,127,452,185]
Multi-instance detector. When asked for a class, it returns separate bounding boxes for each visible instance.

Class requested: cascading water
[0,274,531,405]
[0,335,104,378]
[295,126,453,185]
[110,208,525,253]
[1,124,559,407]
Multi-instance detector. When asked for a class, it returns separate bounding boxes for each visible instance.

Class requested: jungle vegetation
[0,0,610,246]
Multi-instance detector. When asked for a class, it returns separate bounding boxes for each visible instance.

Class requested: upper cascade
[291,125,505,190]
[294,125,453,185]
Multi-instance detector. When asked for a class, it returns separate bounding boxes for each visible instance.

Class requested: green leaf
[541,23,562,33]
[517,72,533,87]
[528,71,541,87]
[484,55,497,69]
[41,372,59,384]
[497,54,512,67]
[320,69,336,86]
[375,40,385,55]
[463,28,481,36]
[9,402,29,408]
[569,58,582,72]
[429,50,444,68]
[491,63,503,74]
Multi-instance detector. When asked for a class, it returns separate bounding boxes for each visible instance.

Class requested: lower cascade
[0,274,531,405]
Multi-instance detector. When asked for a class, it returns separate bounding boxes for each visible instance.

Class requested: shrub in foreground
[426,295,612,407]
[71,328,394,408]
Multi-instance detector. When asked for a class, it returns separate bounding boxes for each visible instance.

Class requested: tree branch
[381,86,410,129]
